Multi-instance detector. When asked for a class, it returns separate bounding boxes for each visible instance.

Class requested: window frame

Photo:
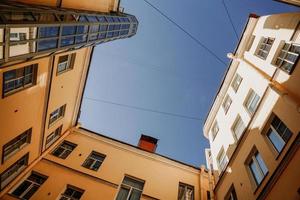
[243,89,260,116]
[82,151,106,171]
[51,140,77,159]
[274,42,300,74]
[255,37,275,60]
[211,121,219,141]
[2,64,38,98]
[116,175,145,200]
[0,153,29,191]
[10,171,47,199]
[2,128,32,163]
[222,94,232,114]
[45,125,63,149]
[49,104,66,126]
[57,53,76,75]
[245,148,268,189]
[178,182,194,200]
[217,147,228,172]
[224,184,238,200]
[263,114,293,157]
[59,184,84,200]
[231,115,246,141]
[231,73,242,93]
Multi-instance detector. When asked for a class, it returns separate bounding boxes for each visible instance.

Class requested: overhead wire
[84,97,203,121]
[141,0,227,66]
[222,0,239,39]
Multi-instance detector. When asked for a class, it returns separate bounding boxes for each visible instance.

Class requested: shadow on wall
[263,13,300,30]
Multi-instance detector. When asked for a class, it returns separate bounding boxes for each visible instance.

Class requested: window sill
[2,83,35,98]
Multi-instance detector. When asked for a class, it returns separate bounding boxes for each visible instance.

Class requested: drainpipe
[227,53,300,113]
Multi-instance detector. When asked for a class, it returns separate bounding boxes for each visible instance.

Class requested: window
[217,148,228,172]
[11,172,47,200]
[0,153,29,190]
[3,64,38,96]
[222,95,232,114]
[49,105,66,126]
[10,32,27,44]
[211,121,219,141]
[3,128,32,162]
[266,115,292,153]
[275,43,300,74]
[116,176,144,200]
[178,183,194,200]
[225,185,238,200]
[37,26,59,51]
[232,115,245,141]
[57,53,76,74]
[247,150,268,186]
[82,151,105,171]
[231,73,242,92]
[244,89,260,115]
[52,141,76,159]
[256,37,274,60]
[59,185,84,200]
[46,125,62,149]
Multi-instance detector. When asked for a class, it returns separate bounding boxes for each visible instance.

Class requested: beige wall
[43,47,92,151]
[15,0,120,12]
[1,128,213,200]
[204,13,300,199]
[0,57,50,175]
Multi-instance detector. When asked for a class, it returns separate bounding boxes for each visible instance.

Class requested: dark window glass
[0,154,29,190]
[62,26,76,36]
[107,32,113,38]
[99,33,106,39]
[116,176,144,200]
[52,141,76,159]
[99,25,108,32]
[79,16,87,22]
[3,64,37,95]
[82,151,105,171]
[267,115,293,153]
[90,25,99,33]
[11,172,47,200]
[108,25,115,31]
[113,31,119,37]
[77,25,88,34]
[3,12,35,22]
[75,35,87,44]
[3,128,32,161]
[114,24,121,30]
[39,27,59,38]
[38,39,57,51]
[120,30,129,36]
[86,16,98,22]
[60,185,84,200]
[89,34,98,41]
[178,183,194,200]
[106,17,113,23]
[46,125,62,148]
[97,16,107,23]
[49,105,66,125]
[248,151,268,185]
[121,24,130,29]
[61,37,74,47]
[113,17,120,22]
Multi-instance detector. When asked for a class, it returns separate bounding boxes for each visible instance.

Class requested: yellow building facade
[204,13,300,199]
[0,1,213,200]
[1,127,213,200]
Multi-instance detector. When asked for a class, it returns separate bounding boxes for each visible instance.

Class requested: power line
[222,0,239,39]
[142,0,227,66]
[84,97,203,121]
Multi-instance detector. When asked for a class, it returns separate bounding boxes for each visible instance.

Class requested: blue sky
[79,0,299,167]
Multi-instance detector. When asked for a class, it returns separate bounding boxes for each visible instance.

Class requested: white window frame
[244,89,260,115]
[222,94,232,114]
[231,73,242,92]
[231,115,245,141]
